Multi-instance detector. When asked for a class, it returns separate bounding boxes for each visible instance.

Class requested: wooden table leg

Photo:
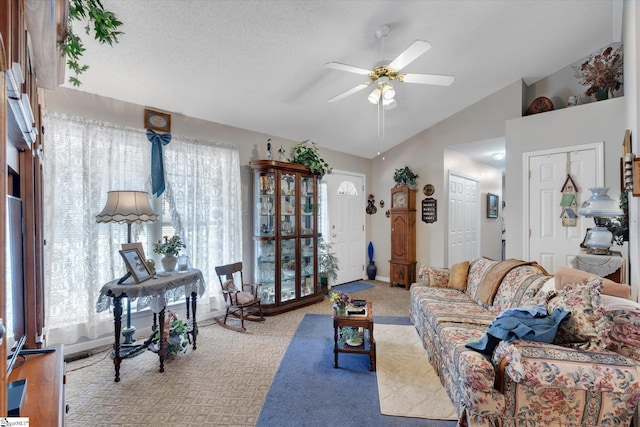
[190,291,198,350]
[333,323,339,368]
[112,294,123,382]
[158,308,165,373]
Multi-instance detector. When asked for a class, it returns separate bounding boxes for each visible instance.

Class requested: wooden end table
[333,301,376,371]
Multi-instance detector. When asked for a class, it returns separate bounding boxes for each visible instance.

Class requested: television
[6,195,26,375]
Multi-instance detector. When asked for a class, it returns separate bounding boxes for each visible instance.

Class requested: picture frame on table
[487,193,499,218]
[119,248,153,283]
[144,108,171,133]
[121,242,146,261]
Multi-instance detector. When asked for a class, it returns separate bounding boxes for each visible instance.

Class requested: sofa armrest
[493,340,640,393]
[417,266,451,288]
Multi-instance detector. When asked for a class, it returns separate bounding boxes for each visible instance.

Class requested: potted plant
[151,310,189,357]
[393,166,419,188]
[573,44,623,101]
[289,140,333,178]
[608,191,629,245]
[319,239,339,294]
[153,235,186,272]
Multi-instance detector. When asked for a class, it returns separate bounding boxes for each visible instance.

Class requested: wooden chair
[214,262,265,332]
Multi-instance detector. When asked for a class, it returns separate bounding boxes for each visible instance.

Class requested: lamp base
[122,326,137,345]
[586,247,613,256]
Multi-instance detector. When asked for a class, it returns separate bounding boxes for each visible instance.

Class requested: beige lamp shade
[96,190,158,224]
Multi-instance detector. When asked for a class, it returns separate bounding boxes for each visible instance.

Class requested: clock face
[392,191,407,208]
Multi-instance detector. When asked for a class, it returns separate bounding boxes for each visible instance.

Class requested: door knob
[332,233,337,238]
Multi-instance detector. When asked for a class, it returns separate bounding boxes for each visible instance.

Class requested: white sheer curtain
[42,112,241,345]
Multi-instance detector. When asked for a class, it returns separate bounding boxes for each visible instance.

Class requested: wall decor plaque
[422,198,437,223]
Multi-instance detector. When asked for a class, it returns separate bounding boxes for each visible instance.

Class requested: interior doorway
[448,171,480,267]
[525,143,603,273]
[322,171,366,285]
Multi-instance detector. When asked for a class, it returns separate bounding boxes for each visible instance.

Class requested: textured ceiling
[65,0,621,160]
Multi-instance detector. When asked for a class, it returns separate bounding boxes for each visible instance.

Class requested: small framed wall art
[144,108,171,133]
[487,193,499,218]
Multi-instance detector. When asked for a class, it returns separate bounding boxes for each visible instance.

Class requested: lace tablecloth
[96,269,206,314]
[571,252,626,282]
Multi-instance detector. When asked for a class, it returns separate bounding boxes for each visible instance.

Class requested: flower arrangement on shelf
[330,290,352,309]
[153,235,186,256]
[573,44,623,101]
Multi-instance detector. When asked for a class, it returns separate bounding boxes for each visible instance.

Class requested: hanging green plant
[288,140,333,178]
[60,0,124,86]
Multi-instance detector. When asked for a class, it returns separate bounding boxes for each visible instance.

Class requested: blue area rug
[331,281,374,293]
[256,314,456,427]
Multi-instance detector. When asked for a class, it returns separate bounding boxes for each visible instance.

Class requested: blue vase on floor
[366,242,377,280]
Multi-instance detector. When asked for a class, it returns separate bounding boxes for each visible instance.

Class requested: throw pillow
[449,261,469,291]
[546,276,610,350]
[554,267,630,299]
[427,267,451,288]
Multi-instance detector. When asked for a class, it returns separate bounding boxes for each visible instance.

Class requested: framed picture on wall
[144,108,171,133]
[487,193,499,218]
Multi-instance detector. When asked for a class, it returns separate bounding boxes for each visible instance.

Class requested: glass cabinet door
[280,238,296,302]
[301,237,315,297]
[255,172,275,236]
[255,240,276,304]
[300,175,315,235]
[281,173,296,236]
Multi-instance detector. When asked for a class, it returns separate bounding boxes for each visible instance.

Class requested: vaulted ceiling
[66,0,621,159]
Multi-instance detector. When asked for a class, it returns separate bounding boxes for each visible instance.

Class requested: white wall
[367,80,522,276]
[505,97,626,262]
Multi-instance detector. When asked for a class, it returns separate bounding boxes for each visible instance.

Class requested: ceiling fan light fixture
[368,87,382,104]
[381,83,395,100]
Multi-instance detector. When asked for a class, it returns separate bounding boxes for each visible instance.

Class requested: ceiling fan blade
[401,73,454,86]
[326,62,372,75]
[389,40,432,71]
[328,82,372,102]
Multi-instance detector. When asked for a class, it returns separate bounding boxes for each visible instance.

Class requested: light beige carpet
[376,324,458,420]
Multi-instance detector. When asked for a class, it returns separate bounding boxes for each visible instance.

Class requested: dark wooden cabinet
[249,160,324,314]
[389,185,416,289]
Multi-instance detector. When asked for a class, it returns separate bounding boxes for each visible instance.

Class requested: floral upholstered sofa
[410,258,640,427]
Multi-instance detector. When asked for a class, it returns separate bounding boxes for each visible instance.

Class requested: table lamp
[96,190,158,345]
[577,187,623,255]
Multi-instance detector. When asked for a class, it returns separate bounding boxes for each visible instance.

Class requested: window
[42,112,241,345]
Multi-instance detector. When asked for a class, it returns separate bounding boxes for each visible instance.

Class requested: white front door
[448,172,480,267]
[323,171,365,285]
[527,144,602,273]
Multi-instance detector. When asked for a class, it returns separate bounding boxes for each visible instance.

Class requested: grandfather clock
[389,184,417,289]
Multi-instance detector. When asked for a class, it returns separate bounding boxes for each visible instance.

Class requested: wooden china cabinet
[389,184,417,289]
[249,160,324,314]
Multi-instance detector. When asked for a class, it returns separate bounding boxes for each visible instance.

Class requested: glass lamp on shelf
[577,187,623,255]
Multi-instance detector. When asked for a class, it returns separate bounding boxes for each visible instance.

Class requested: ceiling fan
[326,25,454,105]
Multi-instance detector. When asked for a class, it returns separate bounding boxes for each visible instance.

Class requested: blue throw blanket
[466,305,570,355]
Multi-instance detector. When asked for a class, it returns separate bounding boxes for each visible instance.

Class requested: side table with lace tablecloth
[96,269,206,382]
[571,251,626,283]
